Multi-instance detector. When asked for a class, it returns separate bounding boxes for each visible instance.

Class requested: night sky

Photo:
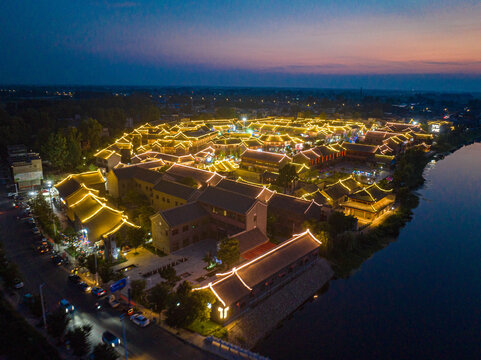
[1,0,481,91]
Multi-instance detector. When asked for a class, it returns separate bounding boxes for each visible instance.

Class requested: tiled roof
[312,145,337,157]
[349,183,392,203]
[165,164,223,187]
[159,202,209,227]
[56,178,81,200]
[112,166,163,184]
[323,182,350,201]
[82,207,133,241]
[55,170,105,200]
[197,186,258,214]
[241,149,291,164]
[268,193,318,218]
[153,179,198,200]
[230,228,269,254]
[342,142,378,153]
[204,231,321,307]
[215,179,264,199]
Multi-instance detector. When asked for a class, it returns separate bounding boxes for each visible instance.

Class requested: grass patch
[187,319,228,339]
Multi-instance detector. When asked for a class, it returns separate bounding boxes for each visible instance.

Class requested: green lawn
[187,319,228,339]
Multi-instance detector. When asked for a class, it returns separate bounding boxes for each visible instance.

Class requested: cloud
[267,64,349,73]
[419,60,481,66]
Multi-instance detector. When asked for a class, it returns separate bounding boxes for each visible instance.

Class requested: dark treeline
[0,94,161,171]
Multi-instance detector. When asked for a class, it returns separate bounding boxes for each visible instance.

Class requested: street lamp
[39,283,47,331]
[47,181,57,239]
[93,245,99,286]
[120,314,128,360]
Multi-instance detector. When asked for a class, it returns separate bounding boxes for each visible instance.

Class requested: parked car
[68,274,81,284]
[35,242,50,254]
[51,255,63,266]
[101,331,120,347]
[78,282,92,293]
[59,299,75,314]
[13,278,24,289]
[32,227,41,235]
[108,295,120,308]
[130,313,150,327]
[91,287,106,297]
[23,293,34,305]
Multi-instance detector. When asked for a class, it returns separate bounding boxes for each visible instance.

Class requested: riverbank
[326,130,481,279]
[255,141,481,360]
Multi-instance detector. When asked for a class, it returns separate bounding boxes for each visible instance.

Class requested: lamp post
[39,283,47,331]
[47,181,57,239]
[94,246,99,286]
[120,314,128,360]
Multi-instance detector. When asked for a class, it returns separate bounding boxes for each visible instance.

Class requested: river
[255,143,481,360]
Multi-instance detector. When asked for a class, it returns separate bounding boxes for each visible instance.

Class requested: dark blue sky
[1,1,481,91]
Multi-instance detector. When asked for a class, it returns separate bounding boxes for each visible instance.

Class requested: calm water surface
[256,143,481,360]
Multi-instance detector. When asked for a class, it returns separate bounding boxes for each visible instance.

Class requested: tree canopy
[165,282,215,328]
[217,237,239,269]
[148,282,171,313]
[92,343,118,360]
[66,325,92,358]
[276,164,298,190]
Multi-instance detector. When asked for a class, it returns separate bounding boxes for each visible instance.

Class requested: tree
[66,325,92,358]
[190,289,216,323]
[266,213,279,238]
[125,226,146,252]
[64,127,83,169]
[41,131,68,170]
[276,164,298,191]
[47,308,70,342]
[80,117,102,152]
[137,205,155,233]
[30,193,59,239]
[327,211,357,238]
[215,107,236,119]
[148,282,171,315]
[217,238,239,269]
[98,263,114,283]
[86,254,97,275]
[165,282,215,328]
[130,279,146,303]
[158,266,180,287]
[92,343,118,360]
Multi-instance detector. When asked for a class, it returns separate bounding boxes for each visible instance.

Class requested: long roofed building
[195,230,322,324]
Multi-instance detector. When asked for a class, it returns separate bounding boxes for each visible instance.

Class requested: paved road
[0,195,217,360]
